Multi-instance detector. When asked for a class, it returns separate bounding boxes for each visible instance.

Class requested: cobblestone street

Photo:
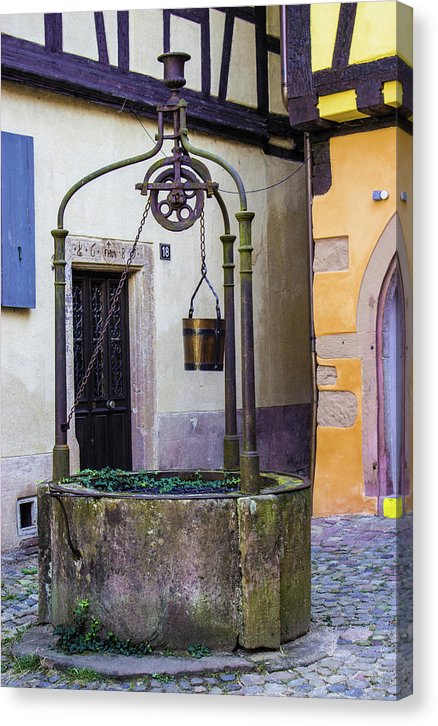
[1,515,413,700]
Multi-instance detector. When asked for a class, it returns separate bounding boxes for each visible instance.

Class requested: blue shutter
[1,131,36,308]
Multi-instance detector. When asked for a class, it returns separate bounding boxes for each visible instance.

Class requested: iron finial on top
[158,52,191,98]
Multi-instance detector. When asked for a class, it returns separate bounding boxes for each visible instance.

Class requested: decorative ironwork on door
[72,272,132,470]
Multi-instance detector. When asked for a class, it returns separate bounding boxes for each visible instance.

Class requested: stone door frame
[65,235,157,473]
[356,213,412,510]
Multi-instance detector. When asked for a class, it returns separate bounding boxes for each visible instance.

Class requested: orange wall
[312,127,412,516]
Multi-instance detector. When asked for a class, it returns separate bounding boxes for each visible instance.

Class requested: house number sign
[160,243,171,261]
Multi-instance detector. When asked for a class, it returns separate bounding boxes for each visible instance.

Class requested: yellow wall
[311,3,341,71]
[315,358,375,515]
[312,127,412,516]
[309,1,413,71]
[314,128,397,337]
[349,1,413,67]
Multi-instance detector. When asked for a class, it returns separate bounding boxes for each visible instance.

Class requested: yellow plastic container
[383,496,403,519]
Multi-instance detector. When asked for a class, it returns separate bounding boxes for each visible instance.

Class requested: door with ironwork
[72,271,132,470]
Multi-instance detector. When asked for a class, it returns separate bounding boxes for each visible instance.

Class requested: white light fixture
[372,190,389,201]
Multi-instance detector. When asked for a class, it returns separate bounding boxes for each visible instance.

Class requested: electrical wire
[129,107,167,158]
[219,163,305,194]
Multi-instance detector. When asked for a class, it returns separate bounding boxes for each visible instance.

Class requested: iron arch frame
[52,64,260,494]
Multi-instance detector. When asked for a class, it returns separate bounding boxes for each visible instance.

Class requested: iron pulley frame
[52,51,260,493]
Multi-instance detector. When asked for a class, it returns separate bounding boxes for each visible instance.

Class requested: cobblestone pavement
[1,515,413,699]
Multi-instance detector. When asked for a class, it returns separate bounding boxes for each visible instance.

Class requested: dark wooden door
[72,271,132,471]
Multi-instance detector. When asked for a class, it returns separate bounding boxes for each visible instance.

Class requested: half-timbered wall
[1,6,300,157]
[285,1,412,131]
[283,2,413,518]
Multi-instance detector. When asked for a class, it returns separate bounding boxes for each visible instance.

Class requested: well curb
[11,624,336,679]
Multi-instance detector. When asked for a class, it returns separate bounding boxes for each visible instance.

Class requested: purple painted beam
[94,12,109,66]
[1,34,301,154]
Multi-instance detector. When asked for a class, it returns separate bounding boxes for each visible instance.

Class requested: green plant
[66,667,101,684]
[152,673,173,683]
[187,643,211,659]
[255,660,268,674]
[54,598,153,656]
[2,592,18,602]
[10,654,42,674]
[21,566,38,575]
[61,467,240,496]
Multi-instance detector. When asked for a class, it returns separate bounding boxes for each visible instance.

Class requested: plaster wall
[0,13,45,45]
[1,83,310,548]
[311,127,412,516]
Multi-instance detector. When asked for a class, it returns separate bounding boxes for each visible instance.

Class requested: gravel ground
[1,514,413,699]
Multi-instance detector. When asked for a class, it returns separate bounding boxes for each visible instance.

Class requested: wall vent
[16,497,37,536]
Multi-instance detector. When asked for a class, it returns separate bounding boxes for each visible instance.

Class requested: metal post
[221,233,239,470]
[52,228,70,481]
[236,211,260,494]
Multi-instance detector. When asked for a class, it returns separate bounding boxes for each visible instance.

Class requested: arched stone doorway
[356,213,412,515]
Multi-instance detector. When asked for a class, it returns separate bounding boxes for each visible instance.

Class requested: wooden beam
[117,11,129,72]
[332,3,357,69]
[255,6,268,113]
[201,12,211,96]
[218,9,234,101]
[94,12,109,66]
[286,4,313,98]
[163,9,170,53]
[263,142,304,162]
[315,56,411,95]
[44,13,62,53]
[168,8,205,25]
[215,6,255,24]
[1,34,293,150]
[266,35,280,54]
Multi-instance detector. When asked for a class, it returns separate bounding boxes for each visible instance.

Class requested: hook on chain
[188,210,221,320]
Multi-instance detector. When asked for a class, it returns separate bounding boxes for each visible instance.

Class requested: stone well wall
[39,474,311,651]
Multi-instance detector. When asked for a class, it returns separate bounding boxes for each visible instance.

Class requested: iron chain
[188,208,221,320]
[200,209,207,276]
[64,197,151,431]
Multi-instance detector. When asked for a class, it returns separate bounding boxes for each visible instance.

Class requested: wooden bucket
[182,317,226,370]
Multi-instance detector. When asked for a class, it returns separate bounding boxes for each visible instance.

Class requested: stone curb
[12,626,255,678]
[11,623,336,679]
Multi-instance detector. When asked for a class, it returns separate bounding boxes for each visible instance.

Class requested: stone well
[38,472,311,651]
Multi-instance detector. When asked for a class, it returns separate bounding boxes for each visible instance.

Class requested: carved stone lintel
[68,235,148,268]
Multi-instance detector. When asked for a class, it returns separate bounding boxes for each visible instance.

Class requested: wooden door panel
[74,415,90,468]
[109,412,129,469]
[93,413,109,470]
